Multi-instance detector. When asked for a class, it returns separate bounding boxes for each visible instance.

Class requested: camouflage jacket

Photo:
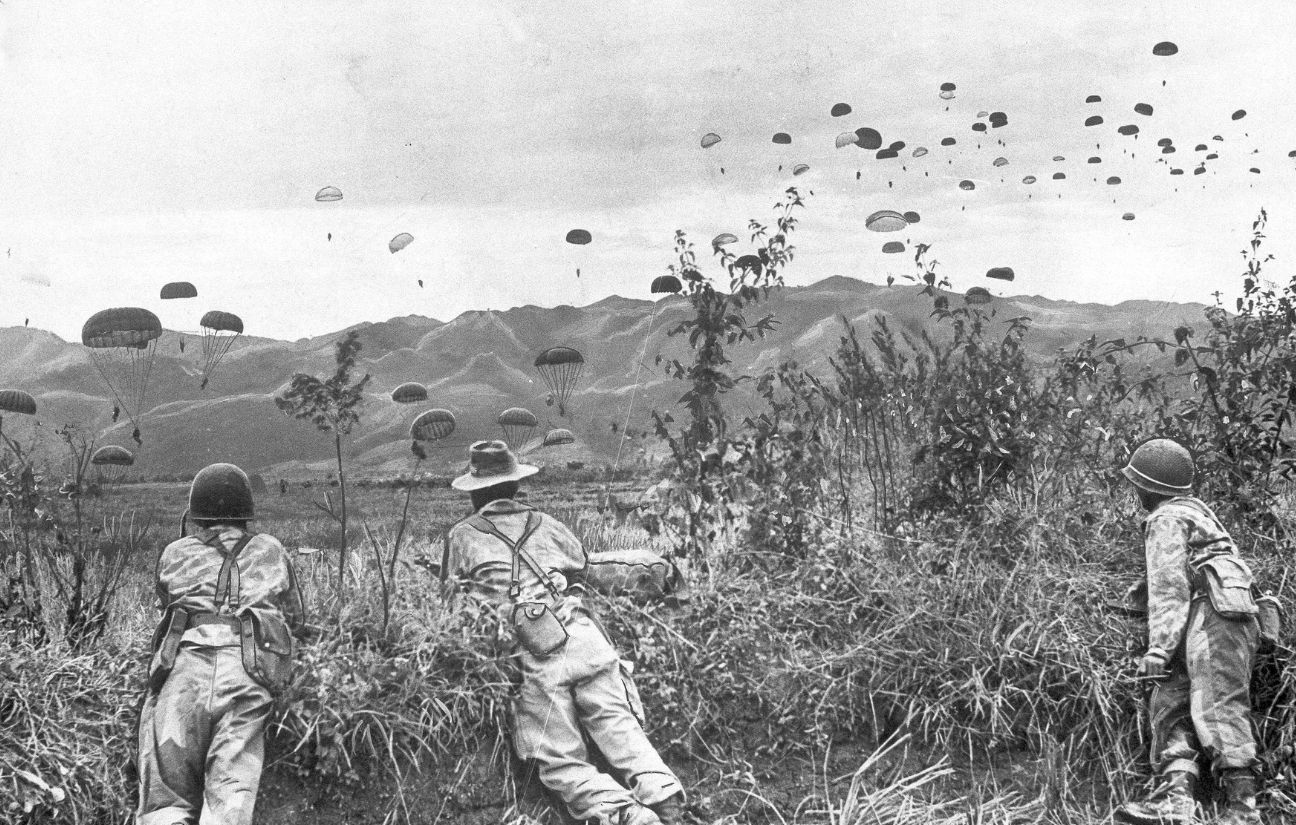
[155,526,305,647]
[440,499,588,628]
[1143,496,1240,655]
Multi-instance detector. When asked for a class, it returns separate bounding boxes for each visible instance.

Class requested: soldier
[1115,439,1262,825]
[440,441,685,825]
[136,463,305,825]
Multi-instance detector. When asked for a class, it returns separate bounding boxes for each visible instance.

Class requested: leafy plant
[276,330,371,601]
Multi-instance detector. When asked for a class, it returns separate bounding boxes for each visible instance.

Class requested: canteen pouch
[1256,594,1284,650]
[511,601,569,657]
[148,607,189,692]
[1196,555,1259,620]
[239,607,295,694]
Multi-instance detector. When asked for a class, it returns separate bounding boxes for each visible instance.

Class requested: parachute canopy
[1088,156,1102,163]
[543,428,575,448]
[91,445,134,467]
[565,229,592,245]
[1053,172,1067,180]
[651,275,683,295]
[972,122,987,133]
[81,307,163,429]
[939,90,955,100]
[1153,41,1178,56]
[534,347,584,417]
[1022,175,1037,184]
[1118,124,1140,136]
[965,287,992,305]
[1170,168,1184,175]
[497,407,538,453]
[875,149,898,160]
[988,112,1007,128]
[959,180,976,190]
[865,210,908,232]
[940,82,956,92]
[912,147,928,158]
[389,233,415,254]
[792,163,810,176]
[1134,103,1154,116]
[835,132,858,149]
[700,133,721,149]
[903,211,921,224]
[160,282,197,300]
[986,267,1015,281]
[941,137,956,146]
[1085,94,1102,103]
[1085,115,1104,127]
[314,186,343,202]
[711,233,738,248]
[1123,212,1136,220]
[881,241,905,254]
[771,132,791,144]
[0,390,36,416]
[410,408,456,442]
[992,157,1008,167]
[391,382,428,404]
[1232,109,1246,121]
[198,310,243,389]
[1053,155,1066,161]
[1107,176,1122,185]
[830,102,852,117]
[1162,146,1177,154]
[855,128,882,150]
[1157,138,1174,146]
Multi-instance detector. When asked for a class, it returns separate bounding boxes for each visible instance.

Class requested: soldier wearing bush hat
[136,463,305,825]
[1114,439,1263,825]
[441,441,685,825]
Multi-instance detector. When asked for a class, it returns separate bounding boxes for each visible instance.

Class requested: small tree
[276,330,370,598]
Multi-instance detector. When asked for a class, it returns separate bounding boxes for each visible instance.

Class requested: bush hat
[451,440,539,491]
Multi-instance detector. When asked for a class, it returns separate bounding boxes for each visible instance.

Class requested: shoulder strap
[213,532,257,613]
[470,512,556,601]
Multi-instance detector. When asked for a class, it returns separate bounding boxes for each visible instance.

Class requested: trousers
[1150,598,1260,777]
[136,645,273,825]
[512,614,682,823]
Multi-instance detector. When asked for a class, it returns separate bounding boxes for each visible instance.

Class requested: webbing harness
[465,512,558,603]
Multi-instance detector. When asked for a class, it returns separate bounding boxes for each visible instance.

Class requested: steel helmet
[1121,438,1194,496]
[188,463,255,520]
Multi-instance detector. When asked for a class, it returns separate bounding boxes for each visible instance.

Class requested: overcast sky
[2,1,1294,341]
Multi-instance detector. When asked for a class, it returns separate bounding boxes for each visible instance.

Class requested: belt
[185,613,241,631]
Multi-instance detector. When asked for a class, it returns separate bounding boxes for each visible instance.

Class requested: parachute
[497,407,538,453]
[1196,144,1208,151]
[81,308,162,432]
[198,310,243,390]
[1170,168,1184,175]
[792,163,810,176]
[410,408,456,442]
[941,137,956,146]
[881,241,905,254]
[700,133,721,149]
[565,229,592,245]
[651,275,683,294]
[91,445,134,483]
[889,141,906,151]
[903,211,920,224]
[1194,166,1206,175]
[1053,155,1066,161]
[0,390,37,416]
[1085,94,1102,103]
[830,102,852,117]
[1232,109,1246,121]
[959,180,976,190]
[771,132,791,144]
[835,132,858,149]
[855,128,882,150]
[875,149,898,160]
[711,233,738,249]
[986,267,1015,281]
[865,210,908,232]
[1022,175,1037,184]
[939,90,955,100]
[912,147,928,158]
[1088,157,1102,164]
[543,428,575,448]
[534,347,584,417]
[1085,116,1104,127]
[160,282,197,300]
[977,111,989,119]
[391,382,428,404]
[972,122,987,133]
[988,112,1007,128]
[1162,146,1176,154]
[1134,103,1154,116]
[1052,172,1066,180]
[1107,176,1122,185]
[965,287,992,305]
[992,157,1008,167]
[1158,138,1174,147]
[389,233,415,254]
[1123,213,1136,220]
[1250,167,1261,174]
[1118,125,1139,136]
[314,186,343,202]
[940,82,956,92]
[1153,41,1178,56]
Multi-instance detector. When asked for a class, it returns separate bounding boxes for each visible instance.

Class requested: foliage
[276,329,372,601]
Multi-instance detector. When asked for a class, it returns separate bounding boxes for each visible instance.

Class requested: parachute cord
[612,301,661,472]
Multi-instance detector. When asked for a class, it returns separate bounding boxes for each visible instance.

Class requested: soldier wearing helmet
[440,441,684,825]
[1115,439,1262,825]
[136,463,305,825]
